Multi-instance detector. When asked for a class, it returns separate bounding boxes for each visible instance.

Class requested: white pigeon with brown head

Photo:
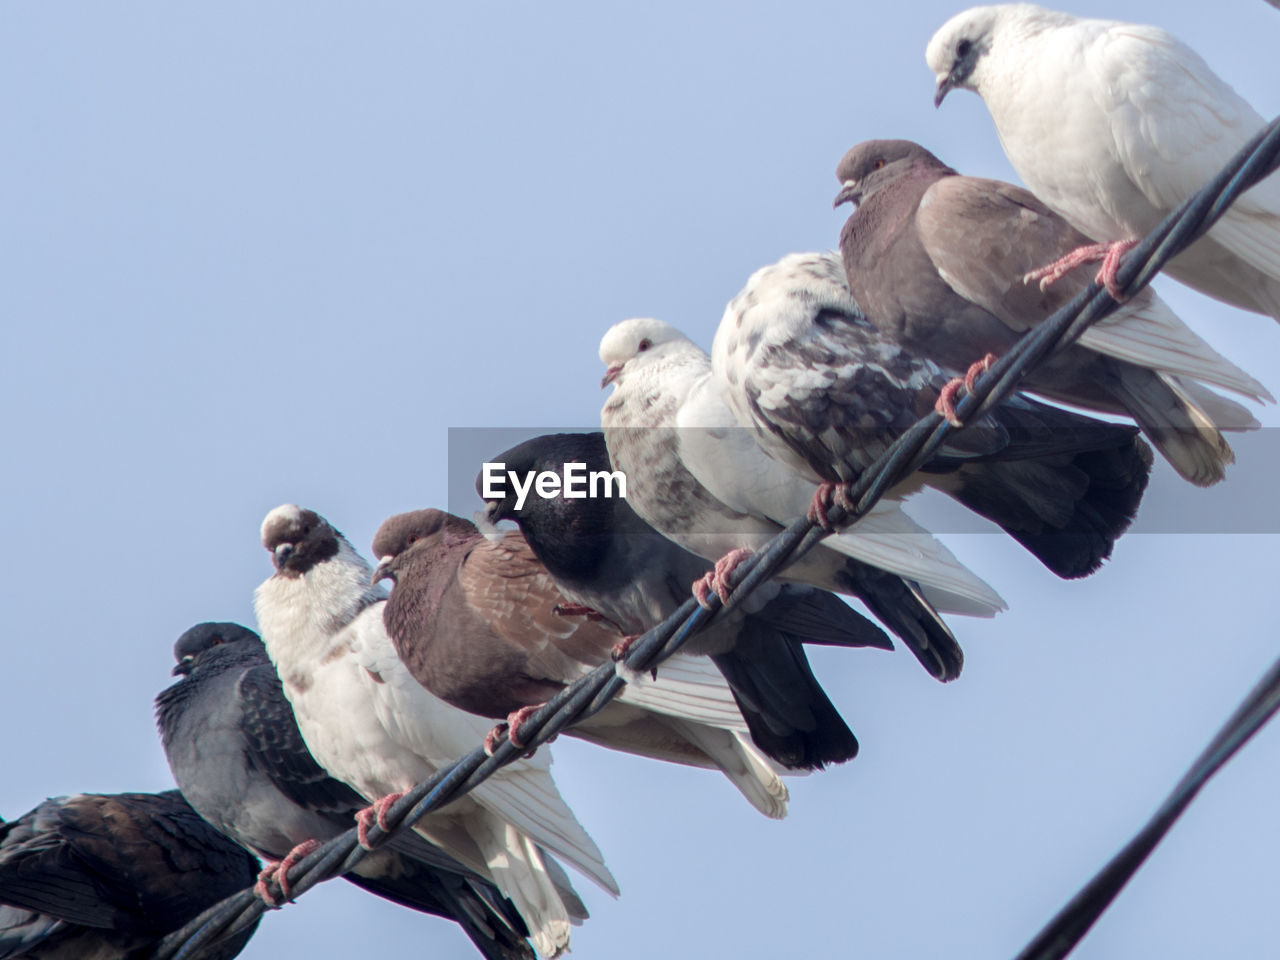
[253,503,617,959]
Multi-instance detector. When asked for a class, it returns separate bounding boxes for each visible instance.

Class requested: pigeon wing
[236,663,371,822]
[918,176,1269,401]
[1092,25,1280,280]
[458,532,622,681]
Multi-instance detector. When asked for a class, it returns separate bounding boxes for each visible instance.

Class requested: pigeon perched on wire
[709,253,1153,578]
[832,139,1266,486]
[927,3,1280,324]
[599,317,1012,682]
[254,504,617,959]
[156,621,536,960]
[0,790,260,960]
[370,507,792,816]
[475,431,893,771]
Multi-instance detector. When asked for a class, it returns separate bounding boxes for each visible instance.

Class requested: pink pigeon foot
[807,482,839,530]
[504,704,541,749]
[692,548,754,608]
[552,602,605,622]
[936,352,1003,426]
[934,378,967,428]
[1022,238,1138,300]
[252,839,317,906]
[254,862,285,907]
[611,634,642,661]
[1094,238,1138,301]
[356,792,404,850]
[484,705,546,756]
[964,353,999,392]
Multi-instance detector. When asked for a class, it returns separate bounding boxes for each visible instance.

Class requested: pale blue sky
[3,3,1279,958]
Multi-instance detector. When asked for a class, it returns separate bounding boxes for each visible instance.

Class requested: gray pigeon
[0,790,259,960]
[371,508,793,818]
[833,138,1266,487]
[155,621,535,960]
[477,431,895,771]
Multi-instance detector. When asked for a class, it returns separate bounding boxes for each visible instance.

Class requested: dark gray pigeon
[476,431,895,771]
[0,790,259,960]
[371,508,793,819]
[832,138,1267,486]
[155,622,535,960]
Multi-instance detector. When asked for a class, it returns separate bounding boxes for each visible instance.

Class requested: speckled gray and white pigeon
[709,252,1152,580]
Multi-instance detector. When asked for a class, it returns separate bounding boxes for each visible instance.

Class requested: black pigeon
[0,790,259,960]
[156,622,534,960]
[477,432,894,771]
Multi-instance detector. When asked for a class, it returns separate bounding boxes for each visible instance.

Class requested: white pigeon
[253,503,617,959]
[927,4,1280,320]
[599,317,1007,682]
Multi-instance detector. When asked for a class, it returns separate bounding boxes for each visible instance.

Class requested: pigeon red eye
[638,339,652,352]
[406,536,418,545]
[872,159,886,170]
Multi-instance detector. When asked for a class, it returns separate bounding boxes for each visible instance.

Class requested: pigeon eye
[406,535,418,545]
[956,38,972,58]
[872,159,886,171]
[637,339,652,352]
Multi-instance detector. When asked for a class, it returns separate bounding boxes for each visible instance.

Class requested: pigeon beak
[601,363,624,389]
[833,181,861,209]
[474,505,505,542]
[272,542,295,571]
[934,73,956,108]
[372,555,395,585]
[171,658,193,677]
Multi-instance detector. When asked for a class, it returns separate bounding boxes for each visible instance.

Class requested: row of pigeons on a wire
[7,5,1279,960]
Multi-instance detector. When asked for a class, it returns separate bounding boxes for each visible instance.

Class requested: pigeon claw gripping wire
[806,482,840,531]
[610,634,641,661]
[1023,238,1138,301]
[963,353,998,393]
[355,793,404,850]
[253,865,285,909]
[692,548,754,608]
[934,378,968,428]
[936,352,998,428]
[253,838,321,905]
[484,707,547,758]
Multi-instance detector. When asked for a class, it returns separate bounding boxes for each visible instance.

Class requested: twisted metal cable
[154,113,1280,960]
